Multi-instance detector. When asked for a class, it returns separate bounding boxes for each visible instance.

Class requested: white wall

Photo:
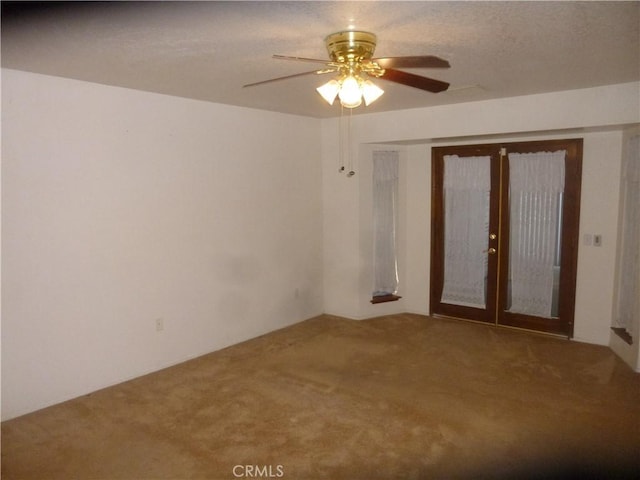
[321,123,360,318]
[1,69,324,420]
[322,83,639,345]
[573,132,623,344]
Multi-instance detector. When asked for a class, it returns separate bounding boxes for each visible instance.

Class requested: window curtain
[372,151,399,296]
[613,135,640,339]
[508,150,565,318]
[441,155,491,308]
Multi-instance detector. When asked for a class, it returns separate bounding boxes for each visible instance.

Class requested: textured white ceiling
[2,1,639,118]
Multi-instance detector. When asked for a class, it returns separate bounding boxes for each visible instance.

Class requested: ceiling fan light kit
[316,74,384,108]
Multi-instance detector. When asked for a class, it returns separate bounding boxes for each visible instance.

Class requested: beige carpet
[2,313,639,479]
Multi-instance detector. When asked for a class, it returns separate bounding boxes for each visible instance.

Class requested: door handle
[488,247,497,254]
[489,233,497,240]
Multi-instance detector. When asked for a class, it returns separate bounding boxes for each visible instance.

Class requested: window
[372,150,401,304]
[612,134,640,344]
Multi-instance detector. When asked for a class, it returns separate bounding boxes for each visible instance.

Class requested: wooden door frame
[429,144,501,324]
[496,139,583,337]
[430,139,583,338]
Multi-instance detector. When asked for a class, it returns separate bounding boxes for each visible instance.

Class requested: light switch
[593,234,602,247]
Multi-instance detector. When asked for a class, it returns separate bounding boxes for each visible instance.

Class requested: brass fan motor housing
[325,31,377,63]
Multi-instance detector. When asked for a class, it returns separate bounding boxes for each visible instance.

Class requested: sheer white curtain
[508,151,565,317]
[372,151,399,296]
[441,155,491,308]
[614,135,640,339]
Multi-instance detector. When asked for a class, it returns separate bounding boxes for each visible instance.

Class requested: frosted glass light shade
[316,79,340,105]
[338,75,362,108]
[317,75,382,109]
[362,80,384,106]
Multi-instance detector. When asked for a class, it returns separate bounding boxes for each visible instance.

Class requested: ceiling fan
[243,31,451,109]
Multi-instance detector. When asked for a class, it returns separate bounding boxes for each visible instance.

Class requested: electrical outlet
[155,318,164,332]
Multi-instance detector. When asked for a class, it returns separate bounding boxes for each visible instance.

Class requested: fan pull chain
[347,107,355,177]
[338,105,356,177]
[338,104,345,174]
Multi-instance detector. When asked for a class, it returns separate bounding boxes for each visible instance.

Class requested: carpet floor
[2,313,639,479]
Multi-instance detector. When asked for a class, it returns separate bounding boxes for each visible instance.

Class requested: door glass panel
[441,155,491,308]
[507,151,566,318]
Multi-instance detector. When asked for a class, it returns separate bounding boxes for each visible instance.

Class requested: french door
[430,139,582,337]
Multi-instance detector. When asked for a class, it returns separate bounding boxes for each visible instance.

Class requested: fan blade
[243,68,336,88]
[373,55,450,69]
[380,68,449,93]
[273,54,333,65]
